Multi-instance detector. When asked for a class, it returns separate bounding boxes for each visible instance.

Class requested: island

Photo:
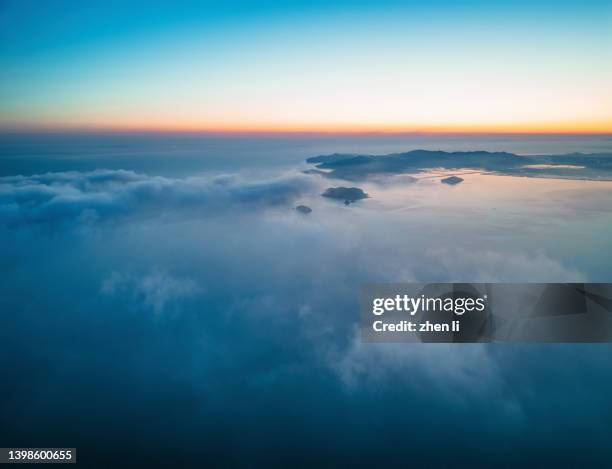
[295,205,312,214]
[322,187,369,205]
[305,150,612,181]
[441,176,464,185]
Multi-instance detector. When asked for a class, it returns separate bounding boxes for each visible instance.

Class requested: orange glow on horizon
[3,119,612,135]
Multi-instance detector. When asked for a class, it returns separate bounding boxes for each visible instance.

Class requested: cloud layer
[1,168,611,466]
[0,169,315,227]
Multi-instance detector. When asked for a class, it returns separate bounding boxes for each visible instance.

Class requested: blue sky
[1,0,611,131]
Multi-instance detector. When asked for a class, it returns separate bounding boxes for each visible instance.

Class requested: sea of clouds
[1,169,611,466]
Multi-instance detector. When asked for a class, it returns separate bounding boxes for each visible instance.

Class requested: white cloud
[0,169,316,227]
[102,269,200,315]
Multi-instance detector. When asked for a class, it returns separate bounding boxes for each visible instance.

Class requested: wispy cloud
[0,169,315,227]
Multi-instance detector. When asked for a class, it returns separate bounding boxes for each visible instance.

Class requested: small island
[295,205,312,214]
[322,187,369,205]
[441,176,464,185]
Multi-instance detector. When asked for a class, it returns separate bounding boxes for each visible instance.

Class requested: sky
[0,0,611,133]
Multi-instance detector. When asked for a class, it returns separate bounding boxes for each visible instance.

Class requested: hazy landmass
[306,150,612,181]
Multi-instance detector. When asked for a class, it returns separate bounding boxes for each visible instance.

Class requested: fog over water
[1,133,612,466]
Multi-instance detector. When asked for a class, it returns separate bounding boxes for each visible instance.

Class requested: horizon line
[2,125,612,137]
